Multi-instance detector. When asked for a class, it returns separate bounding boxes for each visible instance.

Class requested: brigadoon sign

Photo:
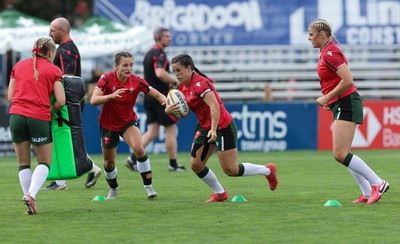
[95,0,400,46]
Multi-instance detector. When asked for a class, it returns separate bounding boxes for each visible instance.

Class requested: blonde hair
[32,38,56,81]
[309,19,344,50]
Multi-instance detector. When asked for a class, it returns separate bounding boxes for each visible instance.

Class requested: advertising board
[95,0,400,46]
[317,100,400,150]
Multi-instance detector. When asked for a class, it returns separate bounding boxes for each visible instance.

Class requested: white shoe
[22,193,38,215]
[144,185,157,199]
[42,181,67,190]
[107,188,118,200]
[168,165,187,172]
[84,164,102,188]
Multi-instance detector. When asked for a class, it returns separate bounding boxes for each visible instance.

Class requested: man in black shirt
[43,17,102,190]
[125,27,186,172]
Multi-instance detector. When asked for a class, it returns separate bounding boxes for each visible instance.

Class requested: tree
[2,0,93,27]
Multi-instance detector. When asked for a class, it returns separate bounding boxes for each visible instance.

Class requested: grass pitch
[1,150,399,244]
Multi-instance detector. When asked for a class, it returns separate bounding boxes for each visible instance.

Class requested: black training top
[53,38,81,76]
[143,45,170,96]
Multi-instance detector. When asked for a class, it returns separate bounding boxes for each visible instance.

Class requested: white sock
[56,180,66,186]
[200,168,225,194]
[19,168,32,194]
[347,154,381,186]
[105,167,117,180]
[347,168,371,197]
[137,158,151,173]
[241,163,269,176]
[28,164,49,199]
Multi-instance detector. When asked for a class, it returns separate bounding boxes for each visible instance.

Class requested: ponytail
[172,54,214,82]
[309,18,344,52]
[32,38,56,81]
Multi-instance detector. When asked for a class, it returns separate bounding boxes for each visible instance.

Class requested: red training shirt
[317,40,357,105]
[9,58,62,121]
[178,72,232,130]
[96,71,151,131]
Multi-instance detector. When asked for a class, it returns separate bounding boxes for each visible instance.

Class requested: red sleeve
[323,51,346,71]
[138,77,151,94]
[96,73,110,94]
[52,65,63,81]
[194,79,213,98]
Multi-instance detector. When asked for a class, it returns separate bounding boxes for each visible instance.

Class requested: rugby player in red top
[309,19,389,204]
[90,52,168,200]
[166,54,278,202]
[8,38,65,214]
[125,27,186,172]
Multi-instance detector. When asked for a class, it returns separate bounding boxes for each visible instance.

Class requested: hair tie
[32,48,42,54]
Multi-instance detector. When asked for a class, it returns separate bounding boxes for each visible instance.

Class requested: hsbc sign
[352,107,382,147]
[318,101,400,150]
[382,105,400,147]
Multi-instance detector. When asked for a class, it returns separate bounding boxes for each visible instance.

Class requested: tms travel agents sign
[228,103,317,151]
[81,102,317,154]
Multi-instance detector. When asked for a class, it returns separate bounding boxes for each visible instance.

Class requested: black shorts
[100,121,138,149]
[144,95,177,126]
[328,92,363,124]
[193,120,237,151]
[9,114,53,145]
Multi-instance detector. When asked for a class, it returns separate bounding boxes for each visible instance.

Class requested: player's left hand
[165,102,180,115]
[207,130,217,143]
[315,96,330,110]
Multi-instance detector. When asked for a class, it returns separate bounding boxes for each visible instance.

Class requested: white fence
[132,45,400,101]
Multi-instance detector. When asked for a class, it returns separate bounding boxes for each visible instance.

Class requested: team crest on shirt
[327,51,333,56]
[196,82,201,87]
[129,87,134,93]
[112,86,116,91]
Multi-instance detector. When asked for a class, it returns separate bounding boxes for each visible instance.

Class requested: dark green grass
[1,150,399,244]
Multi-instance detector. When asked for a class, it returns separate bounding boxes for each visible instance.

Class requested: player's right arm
[148,87,168,105]
[90,87,127,106]
[203,91,220,143]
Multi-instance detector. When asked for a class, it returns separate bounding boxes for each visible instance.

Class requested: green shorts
[9,114,53,145]
[329,92,363,124]
[100,121,138,149]
[193,120,237,151]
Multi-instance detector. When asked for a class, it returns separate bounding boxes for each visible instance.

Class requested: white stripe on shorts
[336,107,341,120]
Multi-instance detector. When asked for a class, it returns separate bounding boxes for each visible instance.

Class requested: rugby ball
[167,89,189,118]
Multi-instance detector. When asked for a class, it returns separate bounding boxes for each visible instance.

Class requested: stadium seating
[132,45,400,101]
